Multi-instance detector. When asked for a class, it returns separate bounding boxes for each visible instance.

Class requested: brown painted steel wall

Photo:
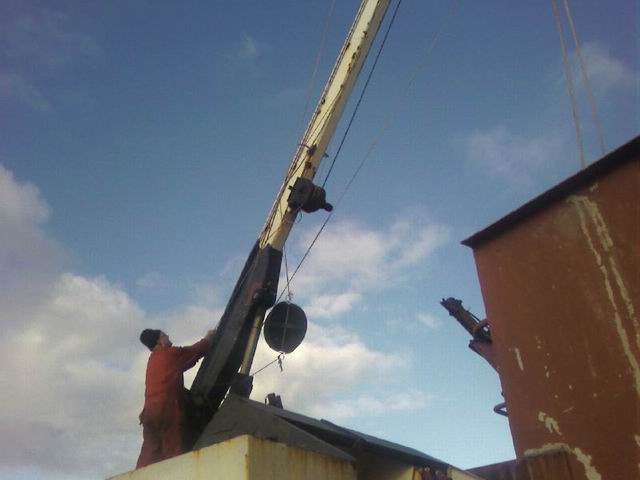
[468,460,517,480]
[470,156,639,479]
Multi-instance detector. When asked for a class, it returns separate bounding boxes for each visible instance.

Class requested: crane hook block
[287,177,333,213]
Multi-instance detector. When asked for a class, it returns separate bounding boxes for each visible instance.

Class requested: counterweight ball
[263,302,307,354]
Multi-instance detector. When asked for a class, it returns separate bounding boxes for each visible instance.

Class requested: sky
[0,0,637,479]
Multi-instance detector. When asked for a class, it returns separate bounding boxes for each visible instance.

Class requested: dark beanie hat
[140,329,162,351]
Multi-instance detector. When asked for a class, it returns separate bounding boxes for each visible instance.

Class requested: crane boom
[188,0,391,439]
[260,0,391,251]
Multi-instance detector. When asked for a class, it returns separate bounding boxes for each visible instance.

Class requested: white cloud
[0,164,68,331]
[287,217,450,308]
[0,273,147,478]
[0,164,432,478]
[303,291,362,319]
[239,34,259,62]
[463,42,635,187]
[135,271,165,290]
[0,272,223,477]
[570,42,635,96]
[251,322,427,422]
[312,390,433,422]
[0,2,100,112]
[0,163,50,225]
[0,164,146,477]
[265,85,306,110]
[389,220,451,269]
[417,312,441,331]
[222,33,263,76]
[464,126,564,186]
[191,283,224,308]
[0,1,100,68]
[292,220,387,292]
[0,72,51,112]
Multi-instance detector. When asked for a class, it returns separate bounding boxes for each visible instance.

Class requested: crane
[187,0,392,445]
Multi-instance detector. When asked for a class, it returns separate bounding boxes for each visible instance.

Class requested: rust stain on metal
[464,137,640,479]
[521,445,601,480]
[569,194,640,394]
[468,459,518,480]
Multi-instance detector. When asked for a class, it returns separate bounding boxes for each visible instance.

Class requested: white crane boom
[190,0,392,428]
[260,0,391,251]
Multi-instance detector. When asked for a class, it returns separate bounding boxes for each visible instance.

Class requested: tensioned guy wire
[276,0,459,302]
[263,3,339,247]
[562,0,606,157]
[276,0,404,302]
[262,94,342,244]
[264,0,397,245]
[271,2,339,301]
[551,0,586,169]
[301,0,337,126]
[321,0,404,189]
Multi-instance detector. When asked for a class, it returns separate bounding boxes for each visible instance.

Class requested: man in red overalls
[136,327,215,468]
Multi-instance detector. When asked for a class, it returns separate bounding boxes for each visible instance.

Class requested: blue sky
[0,1,637,479]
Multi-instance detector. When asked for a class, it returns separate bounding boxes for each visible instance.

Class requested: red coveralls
[136,338,209,468]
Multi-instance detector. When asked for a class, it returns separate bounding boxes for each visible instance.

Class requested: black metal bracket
[287,177,333,213]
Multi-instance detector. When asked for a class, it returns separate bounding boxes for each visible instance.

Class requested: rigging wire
[251,352,285,376]
[214,1,457,380]
[562,0,606,156]
[276,211,332,304]
[262,29,375,246]
[261,94,342,245]
[263,0,398,244]
[208,353,285,386]
[301,0,337,126]
[550,0,586,169]
[278,0,464,302]
[276,0,459,301]
[275,0,404,300]
[334,0,460,207]
[276,0,457,301]
[282,243,293,301]
[264,0,397,244]
[262,2,340,247]
[322,0,404,189]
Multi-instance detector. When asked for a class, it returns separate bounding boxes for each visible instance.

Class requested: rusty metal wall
[467,153,639,479]
[468,460,517,480]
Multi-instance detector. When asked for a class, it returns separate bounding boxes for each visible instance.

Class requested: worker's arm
[173,329,216,372]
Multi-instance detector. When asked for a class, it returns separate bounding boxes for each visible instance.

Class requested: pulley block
[287,177,333,213]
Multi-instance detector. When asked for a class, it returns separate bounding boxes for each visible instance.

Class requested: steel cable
[277,0,458,301]
[562,0,606,156]
[551,0,586,168]
[321,0,405,188]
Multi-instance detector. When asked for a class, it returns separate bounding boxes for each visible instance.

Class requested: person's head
[139,329,172,350]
